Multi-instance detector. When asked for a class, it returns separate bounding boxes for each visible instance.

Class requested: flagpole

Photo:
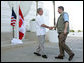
[13,26,14,38]
[12,7,14,38]
[16,1,20,39]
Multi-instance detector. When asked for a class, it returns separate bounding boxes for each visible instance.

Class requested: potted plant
[48,1,58,43]
[30,18,36,32]
[48,29,58,43]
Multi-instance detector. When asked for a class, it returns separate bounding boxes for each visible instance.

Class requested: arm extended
[41,24,54,30]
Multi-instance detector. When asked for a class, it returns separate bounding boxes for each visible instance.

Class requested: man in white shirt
[34,8,54,58]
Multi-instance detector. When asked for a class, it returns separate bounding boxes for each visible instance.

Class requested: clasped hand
[48,26,55,30]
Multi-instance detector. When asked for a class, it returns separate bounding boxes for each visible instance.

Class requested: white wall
[1,1,12,32]
[1,1,33,32]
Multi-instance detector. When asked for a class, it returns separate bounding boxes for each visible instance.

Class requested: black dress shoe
[34,52,41,56]
[42,55,47,58]
[68,53,75,61]
[55,56,64,59]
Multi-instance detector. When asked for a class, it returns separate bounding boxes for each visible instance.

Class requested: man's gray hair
[58,6,64,11]
[37,8,43,13]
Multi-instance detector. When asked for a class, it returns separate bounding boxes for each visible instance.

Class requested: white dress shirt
[36,15,46,36]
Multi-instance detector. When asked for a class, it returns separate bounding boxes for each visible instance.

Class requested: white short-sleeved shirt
[36,15,46,36]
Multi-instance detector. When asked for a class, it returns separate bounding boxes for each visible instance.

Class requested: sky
[42,1,83,31]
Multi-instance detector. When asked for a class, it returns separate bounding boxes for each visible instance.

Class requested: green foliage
[30,18,35,21]
[78,30,81,32]
[70,30,75,32]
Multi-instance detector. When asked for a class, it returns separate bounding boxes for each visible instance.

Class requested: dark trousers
[58,33,73,56]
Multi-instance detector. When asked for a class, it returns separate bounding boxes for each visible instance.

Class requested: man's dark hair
[58,6,64,11]
[37,8,43,13]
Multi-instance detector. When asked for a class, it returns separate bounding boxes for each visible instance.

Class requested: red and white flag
[19,6,25,40]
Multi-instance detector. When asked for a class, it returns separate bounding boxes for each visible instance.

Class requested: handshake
[48,26,56,30]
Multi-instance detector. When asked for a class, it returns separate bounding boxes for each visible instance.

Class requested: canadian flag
[19,6,25,40]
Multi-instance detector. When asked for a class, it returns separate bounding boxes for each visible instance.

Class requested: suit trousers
[36,35,46,55]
